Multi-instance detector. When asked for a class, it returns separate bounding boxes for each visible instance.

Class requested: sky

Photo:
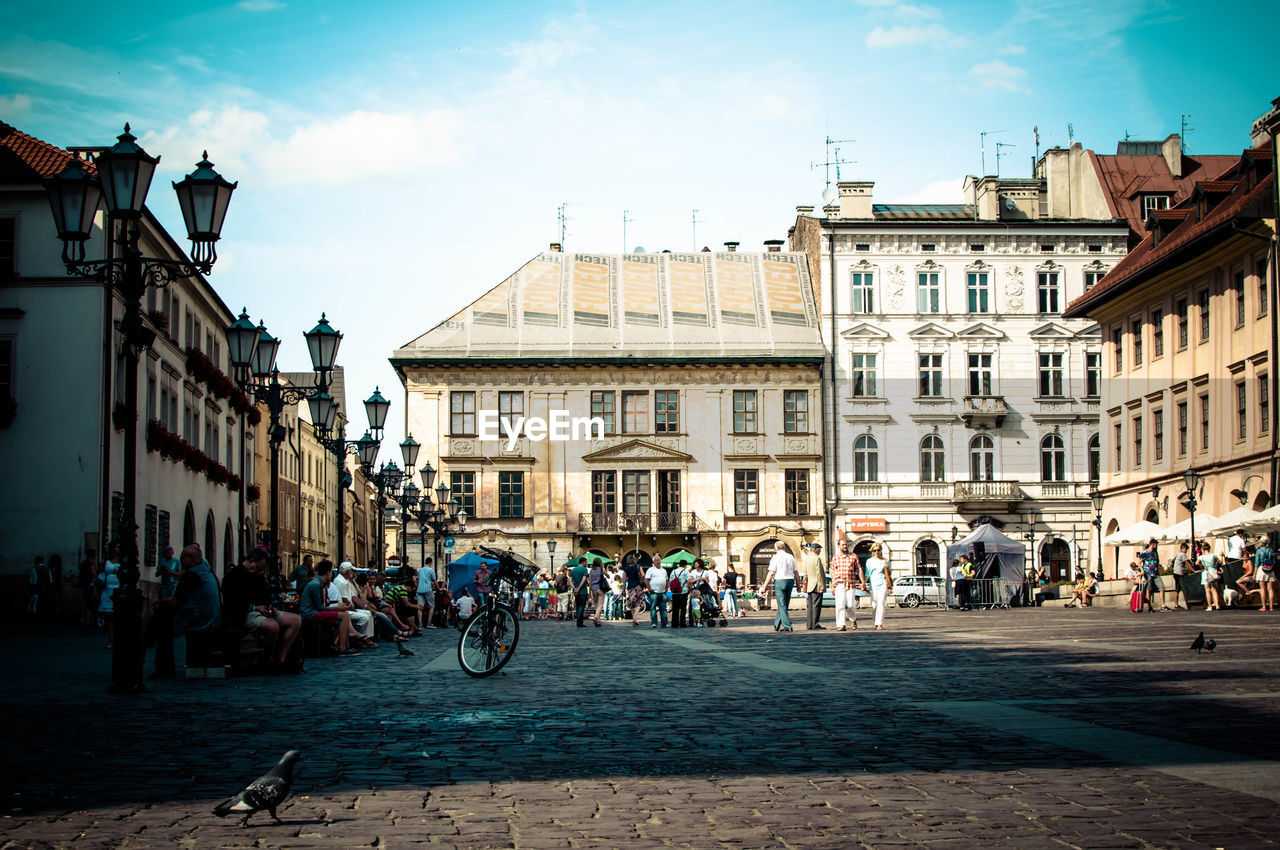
[2,0,1277,458]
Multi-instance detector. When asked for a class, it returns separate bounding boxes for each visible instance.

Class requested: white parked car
[892,575,946,608]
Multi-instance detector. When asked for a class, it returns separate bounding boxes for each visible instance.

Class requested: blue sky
[2,0,1277,455]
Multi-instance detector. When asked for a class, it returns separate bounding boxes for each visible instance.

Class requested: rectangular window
[918,354,943,397]
[1236,381,1248,441]
[1112,327,1123,374]
[1198,288,1210,342]
[655,390,679,433]
[970,243,986,253]
[498,471,524,518]
[966,272,990,313]
[1234,271,1246,328]
[1085,352,1101,398]
[851,354,878,397]
[1177,401,1188,456]
[784,469,810,516]
[0,218,14,283]
[855,243,870,252]
[921,243,936,253]
[732,390,758,433]
[1038,353,1064,397]
[783,390,809,433]
[185,309,193,350]
[451,471,475,517]
[1142,194,1170,215]
[144,505,158,573]
[1131,318,1143,367]
[1152,308,1164,358]
[1113,422,1123,470]
[146,370,157,422]
[450,391,476,436]
[851,272,875,314]
[1133,415,1143,466]
[1199,393,1210,451]
[1176,298,1189,349]
[591,471,616,516]
[1261,376,1271,435]
[622,391,649,434]
[967,353,992,396]
[733,469,759,516]
[917,272,940,313]
[1083,270,1105,291]
[498,391,523,435]
[622,470,650,515]
[1153,409,1164,462]
[1260,261,1270,318]
[590,391,616,435]
[1037,272,1060,313]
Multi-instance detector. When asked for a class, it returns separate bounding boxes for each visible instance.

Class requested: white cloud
[1001,43,1027,55]
[0,93,32,117]
[174,54,210,73]
[865,23,962,48]
[893,179,964,204]
[893,3,942,20]
[969,60,1030,93]
[238,0,284,11]
[501,10,599,74]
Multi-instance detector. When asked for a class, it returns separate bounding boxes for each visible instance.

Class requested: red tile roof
[1087,150,1240,232]
[0,121,80,182]
[1065,144,1274,318]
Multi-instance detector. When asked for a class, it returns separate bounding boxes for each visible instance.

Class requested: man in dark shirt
[289,554,315,593]
[225,548,301,666]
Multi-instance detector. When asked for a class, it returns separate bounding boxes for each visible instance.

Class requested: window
[966,272,990,313]
[921,243,936,253]
[1084,269,1105,291]
[1234,271,1246,328]
[920,434,945,482]
[853,435,879,482]
[1131,319,1143,366]
[1088,244,1103,253]
[1085,352,1101,398]
[1113,422,1123,470]
[918,354,943,397]
[658,470,680,519]
[1142,194,1171,216]
[1111,327,1123,374]
[1040,434,1066,482]
[498,391,523,434]
[146,370,157,422]
[1261,376,1271,435]
[451,471,475,517]
[732,390,758,433]
[1260,260,1270,318]
[591,470,616,516]
[733,469,758,515]
[1153,409,1164,461]
[655,390,679,433]
[1176,298,1189,348]
[855,243,871,252]
[851,354,877,397]
[784,469,809,516]
[1152,309,1164,358]
[0,218,14,283]
[970,243,986,253]
[1040,244,1056,253]
[1177,401,1188,456]
[622,391,649,434]
[917,271,940,313]
[1236,381,1248,441]
[498,471,524,517]
[1038,353,1064,398]
[967,353,992,396]
[851,272,875,314]
[1132,415,1142,466]
[623,470,650,515]
[1037,272,1060,313]
[1087,434,1100,482]
[783,390,808,433]
[1198,289,1210,342]
[590,391,615,435]
[450,391,476,435]
[969,435,994,481]
[185,309,193,350]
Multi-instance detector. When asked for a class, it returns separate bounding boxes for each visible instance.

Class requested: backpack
[669,570,684,593]
[1258,547,1276,568]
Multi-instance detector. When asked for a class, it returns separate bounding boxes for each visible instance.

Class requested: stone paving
[3,605,1280,848]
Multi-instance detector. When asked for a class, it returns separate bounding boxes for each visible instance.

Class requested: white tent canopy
[945,523,1025,607]
[1103,520,1165,546]
[1241,505,1280,533]
[1155,514,1219,543]
[1201,506,1262,537]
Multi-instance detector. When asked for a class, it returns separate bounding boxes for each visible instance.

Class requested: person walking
[1196,541,1223,611]
[1253,535,1276,612]
[800,544,827,630]
[416,557,437,628]
[1138,539,1161,612]
[669,559,690,629]
[1169,542,1190,609]
[98,542,122,647]
[620,555,645,627]
[644,559,669,628]
[865,543,893,631]
[722,563,741,618]
[588,558,608,626]
[830,536,863,631]
[761,541,799,632]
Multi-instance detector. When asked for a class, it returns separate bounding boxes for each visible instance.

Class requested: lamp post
[46,126,236,694]
[1183,467,1202,565]
[547,538,557,573]
[1090,489,1105,580]
[312,387,390,564]
[225,311,347,576]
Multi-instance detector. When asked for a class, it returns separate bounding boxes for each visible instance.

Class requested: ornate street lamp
[45,125,236,694]
[365,388,390,434]
[1089,489,1105,580]
[547,538,558,571]
[173,152,236,267]
[1183,468,1202,562]
[400,435,421,471]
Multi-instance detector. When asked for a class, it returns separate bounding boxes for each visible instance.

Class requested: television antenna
[557,202,572,247]
[1181,113,1196,153]
[692,209,706,251]
[812,136,856,201]
[980,130,1004,176]
[996,142,1016,176]
[622,210,635,254]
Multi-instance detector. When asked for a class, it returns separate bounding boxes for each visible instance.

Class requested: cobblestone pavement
[4,605,1280,848]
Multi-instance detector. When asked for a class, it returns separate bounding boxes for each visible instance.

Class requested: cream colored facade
[392,248,826,582]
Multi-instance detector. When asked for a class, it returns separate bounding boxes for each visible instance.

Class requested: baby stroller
[691,580,728,627]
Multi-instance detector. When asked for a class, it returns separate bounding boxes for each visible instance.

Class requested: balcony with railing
[577,512,710,534]
[952,480,1021,509]
[961,395,1008,429]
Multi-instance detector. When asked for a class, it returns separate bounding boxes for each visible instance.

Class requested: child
[456,590,476,622]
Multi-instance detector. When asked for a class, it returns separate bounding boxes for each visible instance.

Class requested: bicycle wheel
[458,604,519,677]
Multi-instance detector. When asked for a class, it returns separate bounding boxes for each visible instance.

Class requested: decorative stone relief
[451,439,477,456]
[887,265,905,312]
[783,437,809,454]
[1004,265,1025,313]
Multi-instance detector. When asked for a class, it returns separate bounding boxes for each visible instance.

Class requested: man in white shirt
[416,558,438,628]
[1227,530,1247,579]
[644,561,669,628]
[456,590,476,622]
[332,563,376,641]
[761,541,800,632]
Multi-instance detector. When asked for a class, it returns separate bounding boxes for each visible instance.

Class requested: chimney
[795,205,815,216]
[837,181,875,219]
[724,241,739,252]
[764,240,784,253]
[549,242,562,252]
[1162,134,1183,178]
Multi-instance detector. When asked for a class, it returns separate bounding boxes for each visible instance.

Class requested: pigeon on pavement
[1205,638,1217,653]
[397,641,414,657]
[1190,632,1205,654]
[212,750,301,826]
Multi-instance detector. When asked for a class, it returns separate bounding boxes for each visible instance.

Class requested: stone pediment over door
[581,439,693,463]
[955,322,1007,340]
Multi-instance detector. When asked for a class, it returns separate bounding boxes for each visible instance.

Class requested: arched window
[224,520,234,571]
[1040,434,1066,481]
[919,434,945,482]
[914,540,940,575]
[969,435,994,481]
[1087,433,1100,482]
[204,511,216,570]
[183,502,196,547]
[854,435,879,482]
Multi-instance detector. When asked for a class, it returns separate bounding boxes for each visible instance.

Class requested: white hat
[338,561,355,573]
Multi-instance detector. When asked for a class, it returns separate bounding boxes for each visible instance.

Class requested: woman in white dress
[864,543,893,631]
[97,541,122,648]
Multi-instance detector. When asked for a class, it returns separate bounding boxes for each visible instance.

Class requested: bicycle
[457,547,539,677]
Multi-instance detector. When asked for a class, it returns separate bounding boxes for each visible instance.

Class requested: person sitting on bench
[224,547,301,668]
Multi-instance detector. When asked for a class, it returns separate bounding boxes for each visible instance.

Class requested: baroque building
[392,244,826,583]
